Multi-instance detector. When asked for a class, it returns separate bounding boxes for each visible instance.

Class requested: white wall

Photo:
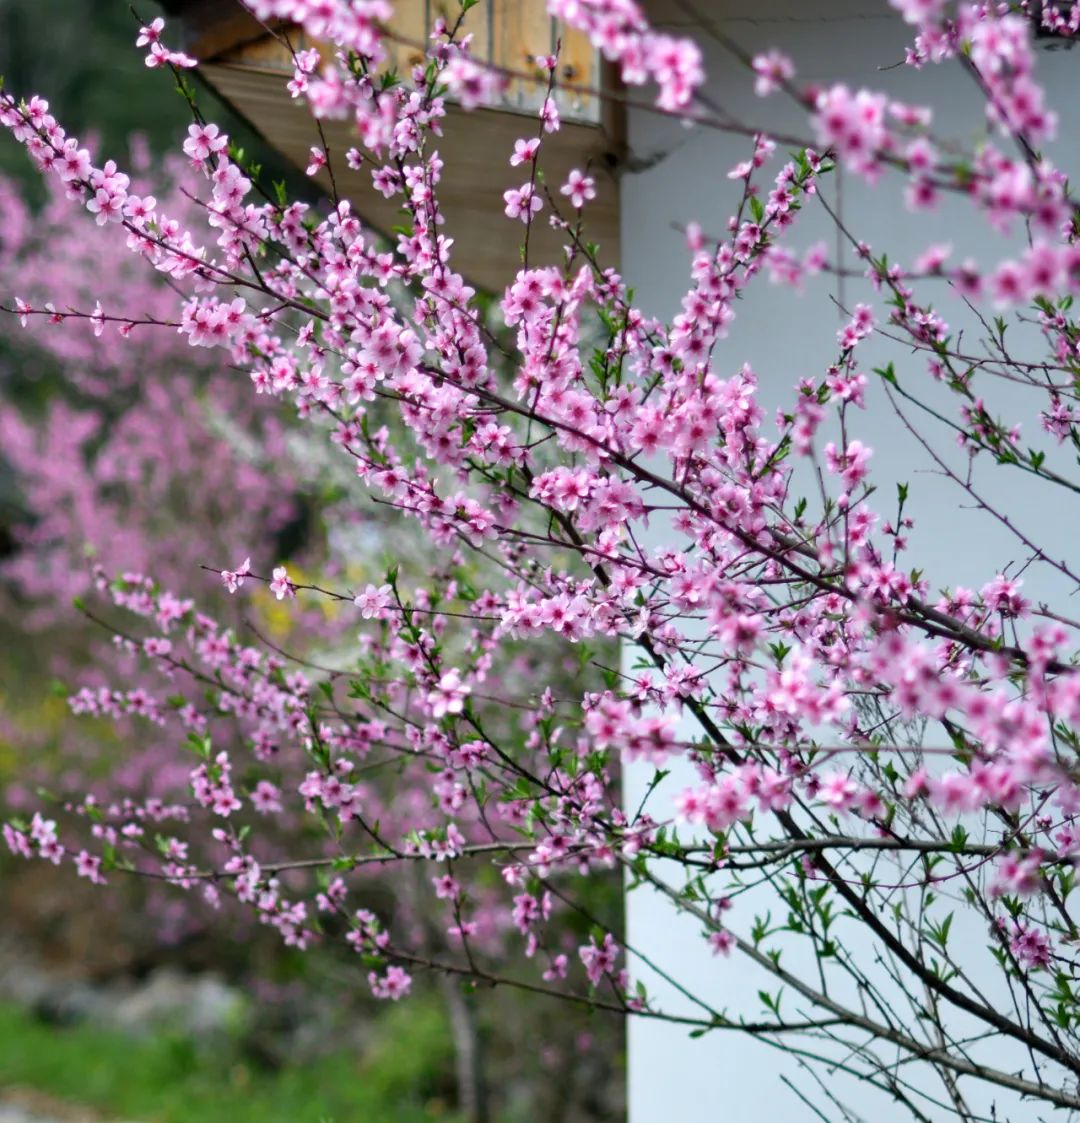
[621,3,1080,1119]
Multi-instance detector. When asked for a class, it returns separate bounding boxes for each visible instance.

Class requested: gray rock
[109,967,241,1038]
[0,1108,50,1123]
[0,940,242,1040]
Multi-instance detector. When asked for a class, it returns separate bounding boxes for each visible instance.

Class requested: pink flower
[813,85,890,177]
[510,138,540,166]
[306,146,326,176]
[183,123,228,165]
[543,955,568,982]
[269,566,296,601]
[819,772,859,813]
[145,41,197,69]
[981,574,1030,619]
[991,851,1044,898]
[57,142,91,182]
[369,965,412,1000]
[3,824,32,859]
[1007,920,1052,970]
[251,781,283,814]
[428,668,470,719]
[353,583,393,619]
[824,439,873,489]
[433,874,459,900]
[503,184,542,223]
[221,557,252,594]
[75,850,105,884]
[579,932,619,985]
[136,17,164,48]
[441,56,504,110]
[86,187,124,225]
[752,50,794,97]
[560,169,596,209]
[889,0,947,26]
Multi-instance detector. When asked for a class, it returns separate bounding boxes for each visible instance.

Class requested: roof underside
[160,0,622,292]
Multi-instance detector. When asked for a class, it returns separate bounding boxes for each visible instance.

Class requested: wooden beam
[158,0,276,61]
[162,1,621,291]
[202,60,620,293]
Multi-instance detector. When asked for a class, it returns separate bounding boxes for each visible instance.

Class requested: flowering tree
[0,150,302,627]
[0,80,620,1120]
[0,143,310,968]
[0,133,621,1119]
[4,0,1080,1118]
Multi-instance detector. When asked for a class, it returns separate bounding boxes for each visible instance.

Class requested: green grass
[0,997,462,1122]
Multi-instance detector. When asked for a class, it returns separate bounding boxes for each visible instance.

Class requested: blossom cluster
[2,1,1080,1112]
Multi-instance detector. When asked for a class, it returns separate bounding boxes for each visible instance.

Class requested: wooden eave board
[201,62,620,294]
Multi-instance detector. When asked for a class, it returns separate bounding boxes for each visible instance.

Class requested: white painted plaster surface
[621,4,1080,1119]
